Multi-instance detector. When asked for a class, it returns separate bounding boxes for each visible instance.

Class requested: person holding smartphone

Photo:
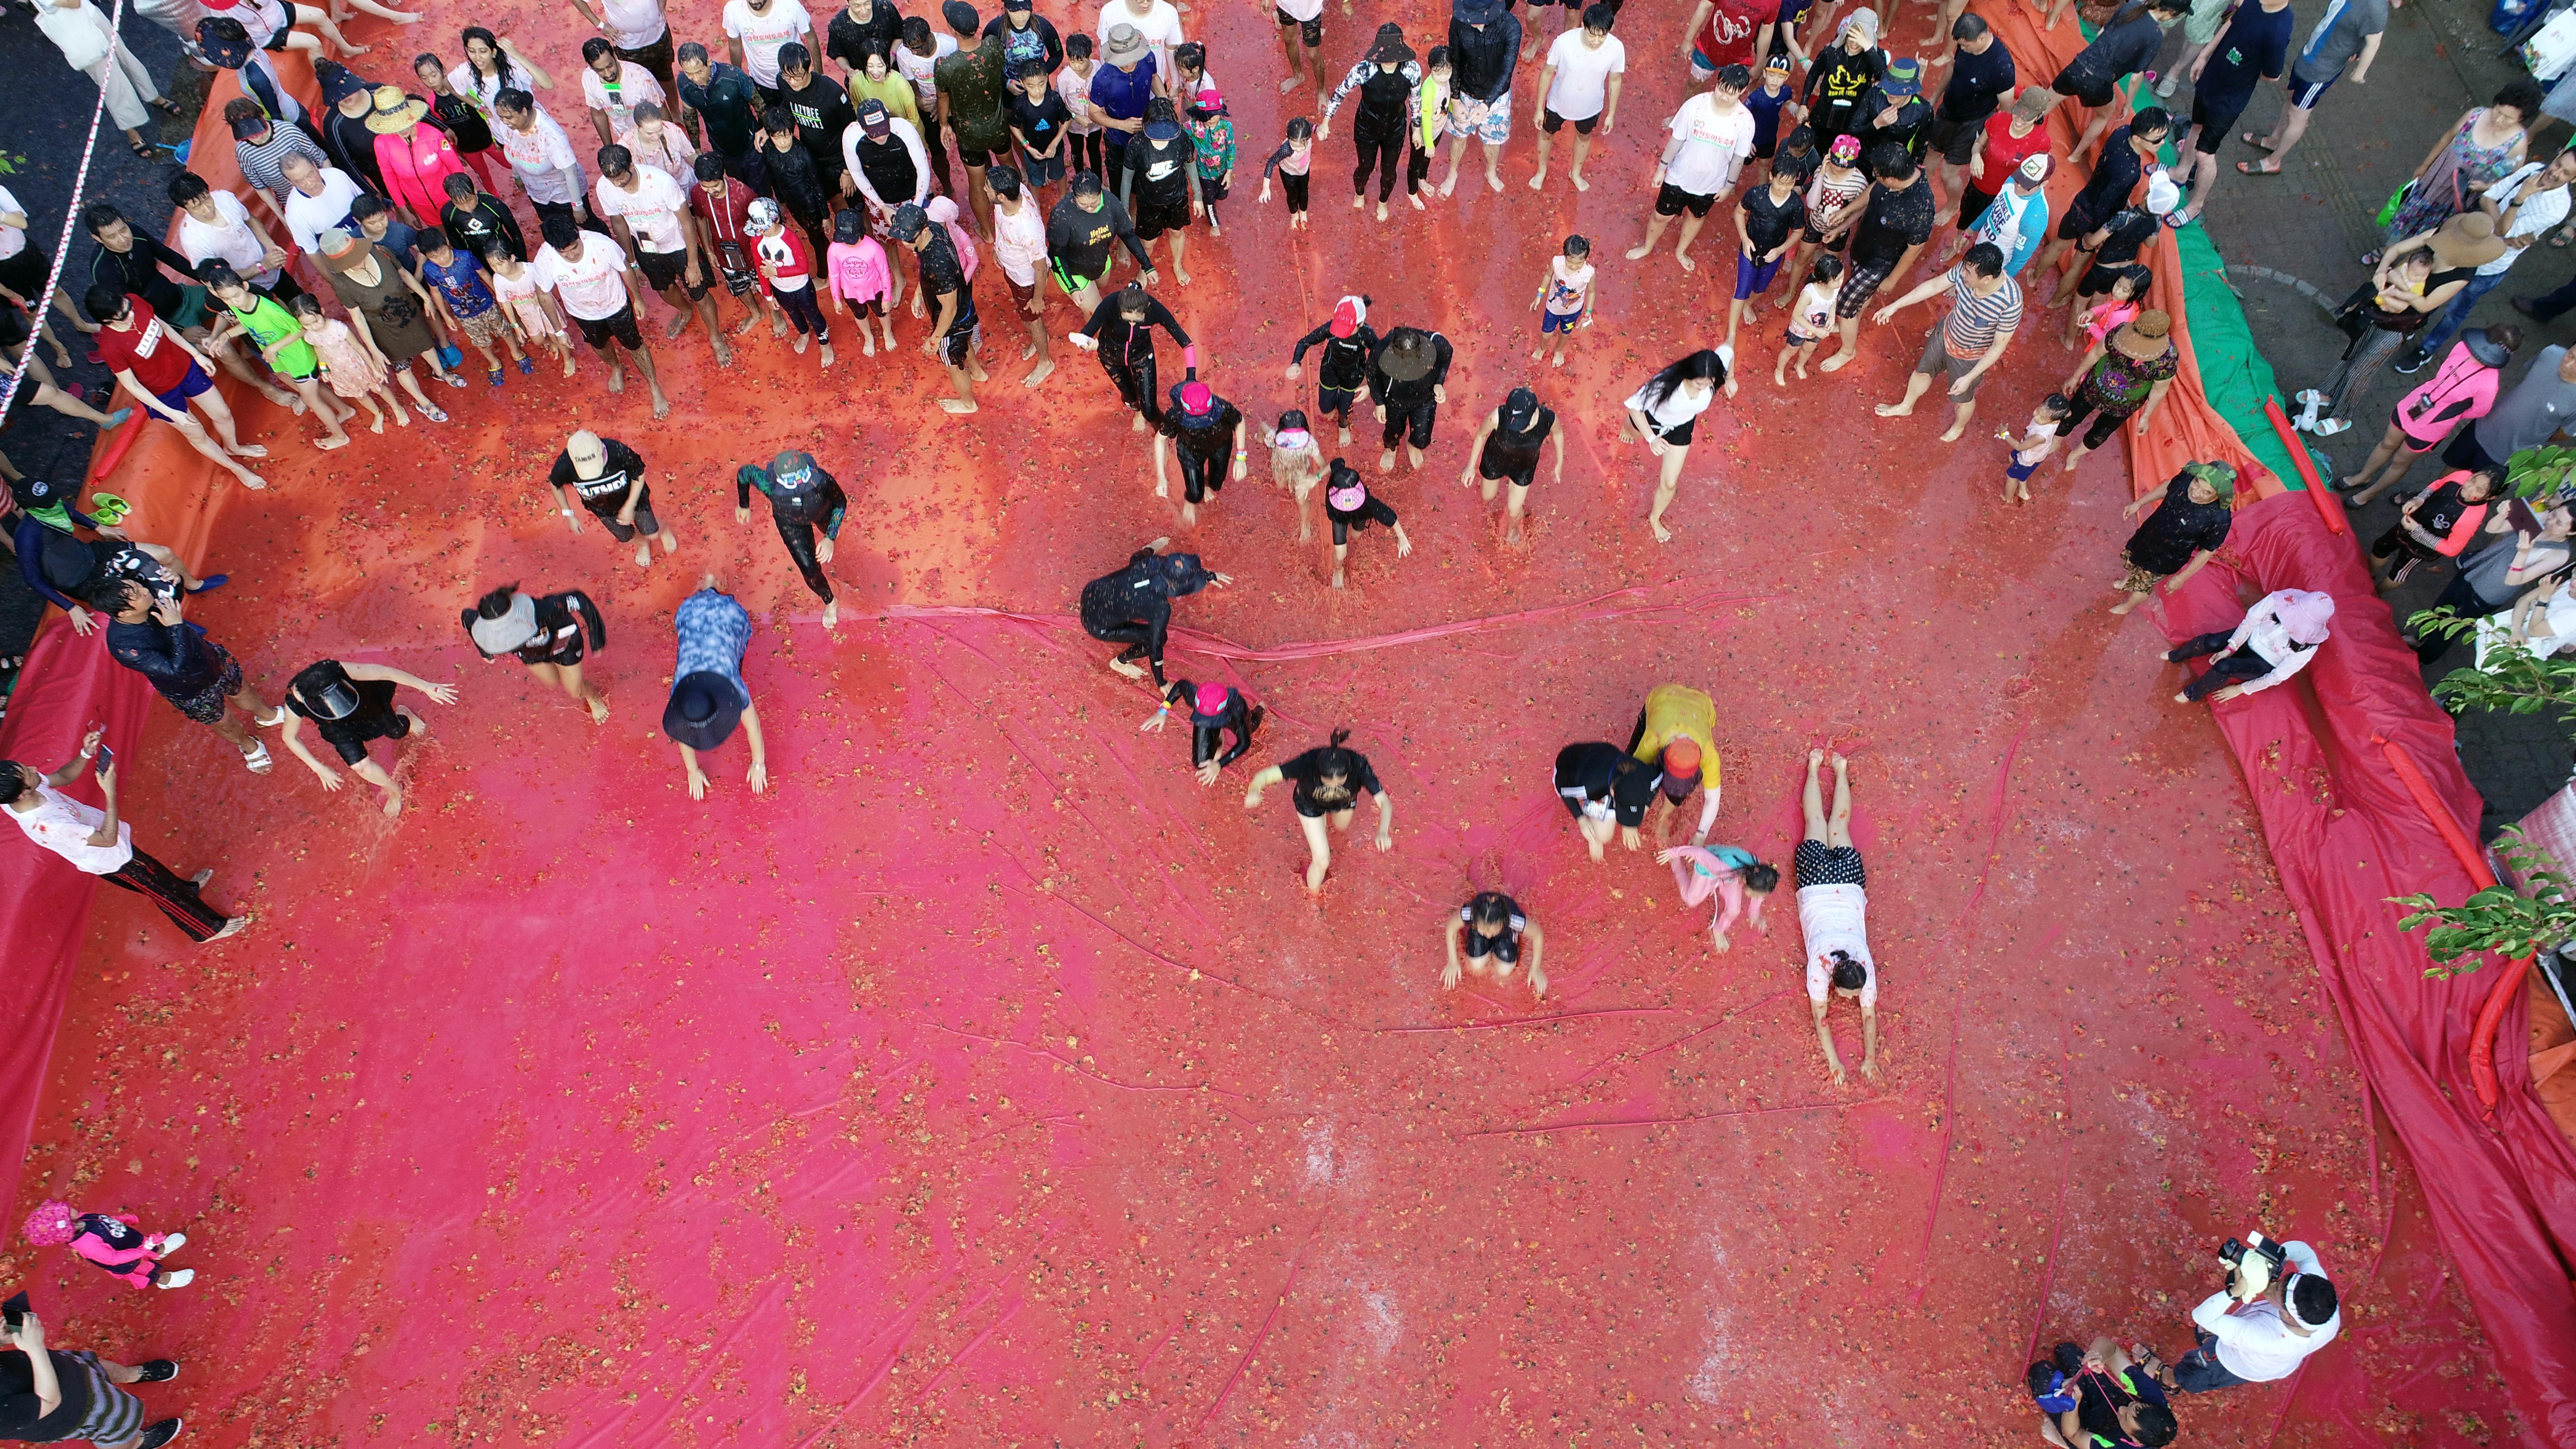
[0,724,251,944]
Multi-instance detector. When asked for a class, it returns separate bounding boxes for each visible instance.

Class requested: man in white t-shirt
[1626,61,1755,271]
[533,215,672,417]
[1794,749,1877,1085]
[592,145,733,363]
[567,0,678,101]
[2,727,250,943]
[1530,2,1623,193]
[171,172,292,296]
[1096,0,1184,84]
[275,153,363,255]
[724,0,813,98]
[579,35,669,145]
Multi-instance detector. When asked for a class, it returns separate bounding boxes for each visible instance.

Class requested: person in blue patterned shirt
[664,577,769,799]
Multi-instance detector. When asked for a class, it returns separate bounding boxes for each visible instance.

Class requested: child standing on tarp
[23,1201,193,1290]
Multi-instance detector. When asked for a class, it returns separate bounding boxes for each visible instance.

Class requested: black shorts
[1655,182,1719,218]
[1794,839,1866,888]
[2190,93,2249,153]
[1463,927,1521,963]
[2054,203,2105,242]
[1382,397,1437,447]
[260,24,291,49]
[596,499,662,540]
[1647,415,1697,447]
[939,322,981,366]
[1294,789,1359,818]
[0,243,47,301]
[1928,114,1983,166]
[956,143,998,169]
[1133,194,1192,240]
[2443,426,2502,474]
[2050,68,2116,108]
[2075,261,2140,298]
[1542,108,1601,136]
[1317,382,1359,419]
[1477,449,1538,487]
[1837,253,1899,316]
[636,245,709,299]
[1274,5,1322,45]
[316,679,411,765]
[1799,221,1852,249]
[573,303,645,351]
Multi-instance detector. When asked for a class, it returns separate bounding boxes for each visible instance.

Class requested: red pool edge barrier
[2265,395,2351,536]
[2374,731,2530,1119]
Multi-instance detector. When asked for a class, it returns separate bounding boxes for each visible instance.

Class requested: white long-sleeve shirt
[842,116,932,213]
[2189,1240,2340,1381]
[2220,590,2326,696]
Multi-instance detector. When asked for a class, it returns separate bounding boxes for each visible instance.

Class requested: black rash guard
[1290,320,1379,391]
[1366,330,1453,411]
[1079,293,1192,372]
[1078,548,1217,685]
[1164,676,1261,769]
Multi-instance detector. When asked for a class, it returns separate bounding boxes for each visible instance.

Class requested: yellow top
[1631,684,1720,785]
[846,71,921,130]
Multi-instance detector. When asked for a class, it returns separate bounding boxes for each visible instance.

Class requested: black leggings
[2167,632,2281,700]
[1353,128,1403,201]
[1104,351,1161,424]
[1176,447,1224,503]
[1407,141,1434,194]
[1194,706,1261,767]
[105,845,227,942]
[1068,129,1106,177]
[775,514,832,603]
[1282,172,1310,211]
[920,108,956,196]
[773,283,831,342]
[2054,392,2136,451]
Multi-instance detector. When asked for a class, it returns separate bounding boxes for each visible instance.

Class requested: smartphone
[3,1292,27,1332]
[96,744,113,772]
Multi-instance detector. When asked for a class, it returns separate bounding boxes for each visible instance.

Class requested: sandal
[2313,417,2352,436]
[2359,249,2383,267]
[128,139,161,159]
[2237,158,2283,175]
[487,365,505,388]
[516,356,535,375]
[241,740,273,773]
[420,403,449,422]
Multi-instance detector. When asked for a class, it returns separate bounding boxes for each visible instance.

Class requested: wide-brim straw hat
[364,84,431,134]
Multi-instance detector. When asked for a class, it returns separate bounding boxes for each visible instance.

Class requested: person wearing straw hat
[2165,588,2335,703]
[2294,212,2496,435]
[2054,308,2179,474]
[664,575,769,801]
[549,429,679,569]
[2109,461,2233,615]
[362,85,468,226]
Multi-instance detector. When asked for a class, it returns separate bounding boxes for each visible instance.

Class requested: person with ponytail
[1620,347,1727,542]
[462,581,609,720]
[1319,460,1414,588]
[1266,409,1327,542]
[1244,727,1395,894]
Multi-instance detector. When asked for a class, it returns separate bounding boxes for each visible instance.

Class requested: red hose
[2265,396,2349,536]
[2375,734,2523,1119]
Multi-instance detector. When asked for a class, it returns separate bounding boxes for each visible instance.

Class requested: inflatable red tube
[2375,733,2522,1117]
[2266,396,2349,536]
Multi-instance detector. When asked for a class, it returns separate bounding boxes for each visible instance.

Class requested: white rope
[0,0,142,424]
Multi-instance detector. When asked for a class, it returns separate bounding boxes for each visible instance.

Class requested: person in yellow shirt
[1626,682,1720,845]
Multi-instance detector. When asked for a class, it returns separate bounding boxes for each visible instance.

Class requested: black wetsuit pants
[1353,126,1404,201]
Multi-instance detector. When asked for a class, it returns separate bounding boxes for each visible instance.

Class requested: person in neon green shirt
[1406,47,1450,211]
[202,263,353,452]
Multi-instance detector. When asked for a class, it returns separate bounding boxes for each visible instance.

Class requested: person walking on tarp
[1244,727,1396,894]
[90,578,283,775]
[276,659,456,817]
[463,583,611,721]
[0,1300,187,1449]
[736,449,853,627]
[1,724,252,944]
[1078,537,1230,683]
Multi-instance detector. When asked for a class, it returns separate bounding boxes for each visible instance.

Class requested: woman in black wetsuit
[1154,378,1246,527]
[1070,280,1195,432]
[1144,676,1264,785]
[464,582,609,720]
[1079,537,1232,682]
[1283,294,1377,447]
[1552,739,1657,861]
[1317,25,1418,221]
[1367,325,1452,474]
[1457,386,1562,545]
[1244,726,1396,894]
[735,449,853,627]
[1321,461,1414,588]
[276,658,457,817]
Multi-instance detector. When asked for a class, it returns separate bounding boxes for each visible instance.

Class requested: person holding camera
[2146,1236,2340,1393]
[0,1301,184,1448]
[0,726,251,944]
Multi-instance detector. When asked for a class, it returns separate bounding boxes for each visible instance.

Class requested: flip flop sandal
[2294,388,2326,406]
[2312,417,2352,436]
[439,370,468,387]
[421,404,449,422]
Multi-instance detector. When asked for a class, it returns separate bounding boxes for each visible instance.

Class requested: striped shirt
[235,126,330,209]
[1942,269,2023,358]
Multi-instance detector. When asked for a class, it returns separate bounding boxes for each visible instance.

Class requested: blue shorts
[152,362,214,414]
[1540,307,1581,334]
[2286,72,2336,109]
[1734,250,1786,300]
[2005,458,2040,482]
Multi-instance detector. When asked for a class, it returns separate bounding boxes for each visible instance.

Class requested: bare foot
[1624,243,1653,260]
[226,443,269,458]
[1439,174,1458,198]
[634,541,653,568]
[315,434,350,451]
[936,397,979,414]
[822,599,839,628]
[587,692,610,723]
[1527,171,1546,190]
[1173,266,1191,285]
[861,334,877,358]
[1376,202,1389,223]
[1023,358,1055,386]
[662,310,691,341]
[730,313,762,338]
[713,336,735,367]
[1352,193,1366,209]
[1938,422,1965,443]
[606,366,627,394]
[1874,402,1913,417]
[1132,412,1149,434]
[1485,170,1503,193]
[1378,449,1395,473]
[819,345,836,368]
[1570,171,1589,192]
[793,333,810,354]
[1676,250,1696,272]
[1650,517,1673,543]
[1817,351,1856,373]
[1108,656,1148,679]
[380,788,403,817]
[1410,193,1425,210]
[650,388,671,419]
[369,413,387,434]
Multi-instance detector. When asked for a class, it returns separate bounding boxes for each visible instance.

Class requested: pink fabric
[925,196,979,282]
[2396,339,2503,445]
[2275,588,2337,644]
[1665,846,1768,944]
[372,125,470,222]
[824,238,892,304]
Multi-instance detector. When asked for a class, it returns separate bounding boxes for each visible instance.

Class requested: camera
[2218,1231,2290,1301]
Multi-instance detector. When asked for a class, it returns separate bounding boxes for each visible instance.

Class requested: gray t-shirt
[2292,0,2387,81]
[2476,345,2576,459]
[2462,533,2572,603]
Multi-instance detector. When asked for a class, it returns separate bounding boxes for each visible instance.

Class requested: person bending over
[1796,748,1876,1084]
[664,575,770,800]
[1657,844,1778,953]
[1626,681,1721,845]
[1078,537,1228,683]
[1245,727,1394,894]
[1143,677,1263,785]
[1554,739,1656,861]
[2148,1238,2339,1393]
[463,583,609,721]
[277,658,456,817]
[2033,1339,2177,1449]
[1443,890,1546,998]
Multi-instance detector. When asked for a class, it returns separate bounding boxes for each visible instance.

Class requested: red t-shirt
[1697,0,1782,69]
[1971,110,2052,191]
[92,295,195,394]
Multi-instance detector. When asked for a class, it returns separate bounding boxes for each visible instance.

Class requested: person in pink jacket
[823,209,898,356]
[2338,324,2521,507]
[23,1200,194,1290]
[364,85,470,226]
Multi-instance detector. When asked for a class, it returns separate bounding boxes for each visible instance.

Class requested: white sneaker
[157,1232,186,1253]
[2154,74,2178,99]
[155,1269,194,1289]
